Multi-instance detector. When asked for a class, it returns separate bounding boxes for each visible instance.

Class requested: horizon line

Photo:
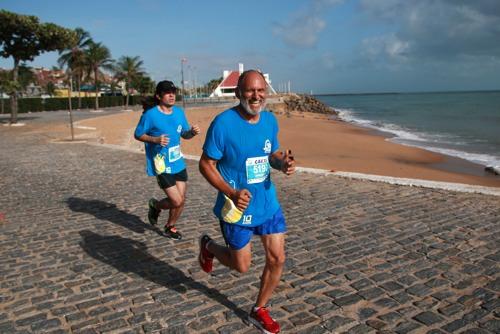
[311,89,500,96]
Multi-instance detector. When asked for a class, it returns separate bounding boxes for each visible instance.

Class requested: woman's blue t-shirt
[134,105,190,176]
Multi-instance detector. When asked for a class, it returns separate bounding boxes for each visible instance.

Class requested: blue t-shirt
[203,108,281,227]
[134,105,190,176]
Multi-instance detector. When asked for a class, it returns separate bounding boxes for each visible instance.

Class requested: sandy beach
[51,104,500,188]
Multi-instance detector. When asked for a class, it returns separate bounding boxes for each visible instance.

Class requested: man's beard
[240,98,266,116]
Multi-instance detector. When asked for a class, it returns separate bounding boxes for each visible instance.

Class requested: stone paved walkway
[0,125,499,334]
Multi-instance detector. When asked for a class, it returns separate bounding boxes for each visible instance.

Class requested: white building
[210,63,277,98]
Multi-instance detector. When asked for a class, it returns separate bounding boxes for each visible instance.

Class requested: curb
[88,142,500,197]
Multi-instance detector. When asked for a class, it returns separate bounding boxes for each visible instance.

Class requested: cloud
[359,0,500,61]
[362,34,409,61]
[273,0,343,48]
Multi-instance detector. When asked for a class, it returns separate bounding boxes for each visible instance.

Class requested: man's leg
[154,181,185,239]
[255,233,285,307]
[207,241,252,273]
[163,181,186,228]
[200,224,253,273]
[245,233,284,334]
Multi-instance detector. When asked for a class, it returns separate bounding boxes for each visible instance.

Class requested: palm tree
[85,41,114,110]
[133,74,155,96]
[114,56,145,108]
[58,28,92,109]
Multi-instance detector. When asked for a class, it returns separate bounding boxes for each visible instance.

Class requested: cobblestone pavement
[1,126,499,334]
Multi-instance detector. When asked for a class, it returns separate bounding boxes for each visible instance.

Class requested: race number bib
[246,156,270,184]
[168,145,182,162]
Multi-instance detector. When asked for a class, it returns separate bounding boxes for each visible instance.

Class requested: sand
[38,105,500,188]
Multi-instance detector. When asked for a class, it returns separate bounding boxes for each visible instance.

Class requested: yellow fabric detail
[221,195,243,223]
[154,153,166,174]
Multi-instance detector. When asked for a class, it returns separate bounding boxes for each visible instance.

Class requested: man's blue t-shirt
[203,108,281,227]
[134,105,190,176]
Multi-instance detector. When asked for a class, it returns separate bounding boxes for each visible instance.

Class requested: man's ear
[235,88,241,99]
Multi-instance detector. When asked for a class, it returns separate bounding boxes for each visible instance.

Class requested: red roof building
[210,63,276,98]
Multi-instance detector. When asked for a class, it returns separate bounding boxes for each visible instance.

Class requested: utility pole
[67,71,74,140]
[187,65,192,98]
[181,58,187,109]
[193,66,197,98]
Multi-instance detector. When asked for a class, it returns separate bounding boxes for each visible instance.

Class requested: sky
[1,0,500,94]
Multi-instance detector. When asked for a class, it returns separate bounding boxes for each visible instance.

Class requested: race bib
[246,156,270,184]
[168,145,182,162]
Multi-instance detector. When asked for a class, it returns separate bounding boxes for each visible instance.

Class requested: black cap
[155,80,177,95]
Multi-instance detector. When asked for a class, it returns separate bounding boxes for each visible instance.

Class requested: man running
[135,80,200,239]
[198,70,295,333]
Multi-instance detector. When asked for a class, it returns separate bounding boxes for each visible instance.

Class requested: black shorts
[156,169,188,189]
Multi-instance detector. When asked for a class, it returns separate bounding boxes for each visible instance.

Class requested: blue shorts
[219,208,287,250]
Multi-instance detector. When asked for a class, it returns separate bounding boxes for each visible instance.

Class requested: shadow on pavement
[66,197,160,235]
[79,230,247,322]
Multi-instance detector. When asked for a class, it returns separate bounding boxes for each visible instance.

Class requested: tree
[133,74,155,96]
[0,10,76,123]
[46,81,56,96]
[58,27,92,109]
[17,64,36,94]
[114,56,145,108]
[205,77,223,96]
[85,41,114,110]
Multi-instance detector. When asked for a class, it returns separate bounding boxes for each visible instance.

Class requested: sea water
[315,91,500,168]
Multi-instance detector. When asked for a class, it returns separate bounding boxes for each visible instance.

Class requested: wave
[336,108,500,168]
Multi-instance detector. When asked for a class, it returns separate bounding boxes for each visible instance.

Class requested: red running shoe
[249,307,280,334]
[198,234,214,273]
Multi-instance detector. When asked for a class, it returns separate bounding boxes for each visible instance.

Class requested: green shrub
[1,95,145,114]
[0,98,9,114]
[43,97,70,111]
[19,98,44,113]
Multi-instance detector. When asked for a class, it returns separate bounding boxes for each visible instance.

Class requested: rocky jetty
[267,94,337,116]
[284,94,337,115]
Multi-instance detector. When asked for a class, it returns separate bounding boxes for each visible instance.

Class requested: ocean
[315,91,500,169]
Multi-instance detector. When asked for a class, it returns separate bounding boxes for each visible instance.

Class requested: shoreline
[273,111,500,187]
[16,105,500,189]
[335,118,495,179]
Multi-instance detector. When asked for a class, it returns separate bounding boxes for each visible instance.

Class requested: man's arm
[135,133,169,146]
[199,152,251,210]
[180,124,201,139]
[269,149,295,175]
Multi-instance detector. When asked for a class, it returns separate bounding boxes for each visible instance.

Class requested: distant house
[33,67,66,89]
[210,63,276,98]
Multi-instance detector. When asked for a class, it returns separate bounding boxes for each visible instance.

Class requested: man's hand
[191,124,201,136]
[282,149,295,175]
[157,134,169,147]
[230,189,252,211]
